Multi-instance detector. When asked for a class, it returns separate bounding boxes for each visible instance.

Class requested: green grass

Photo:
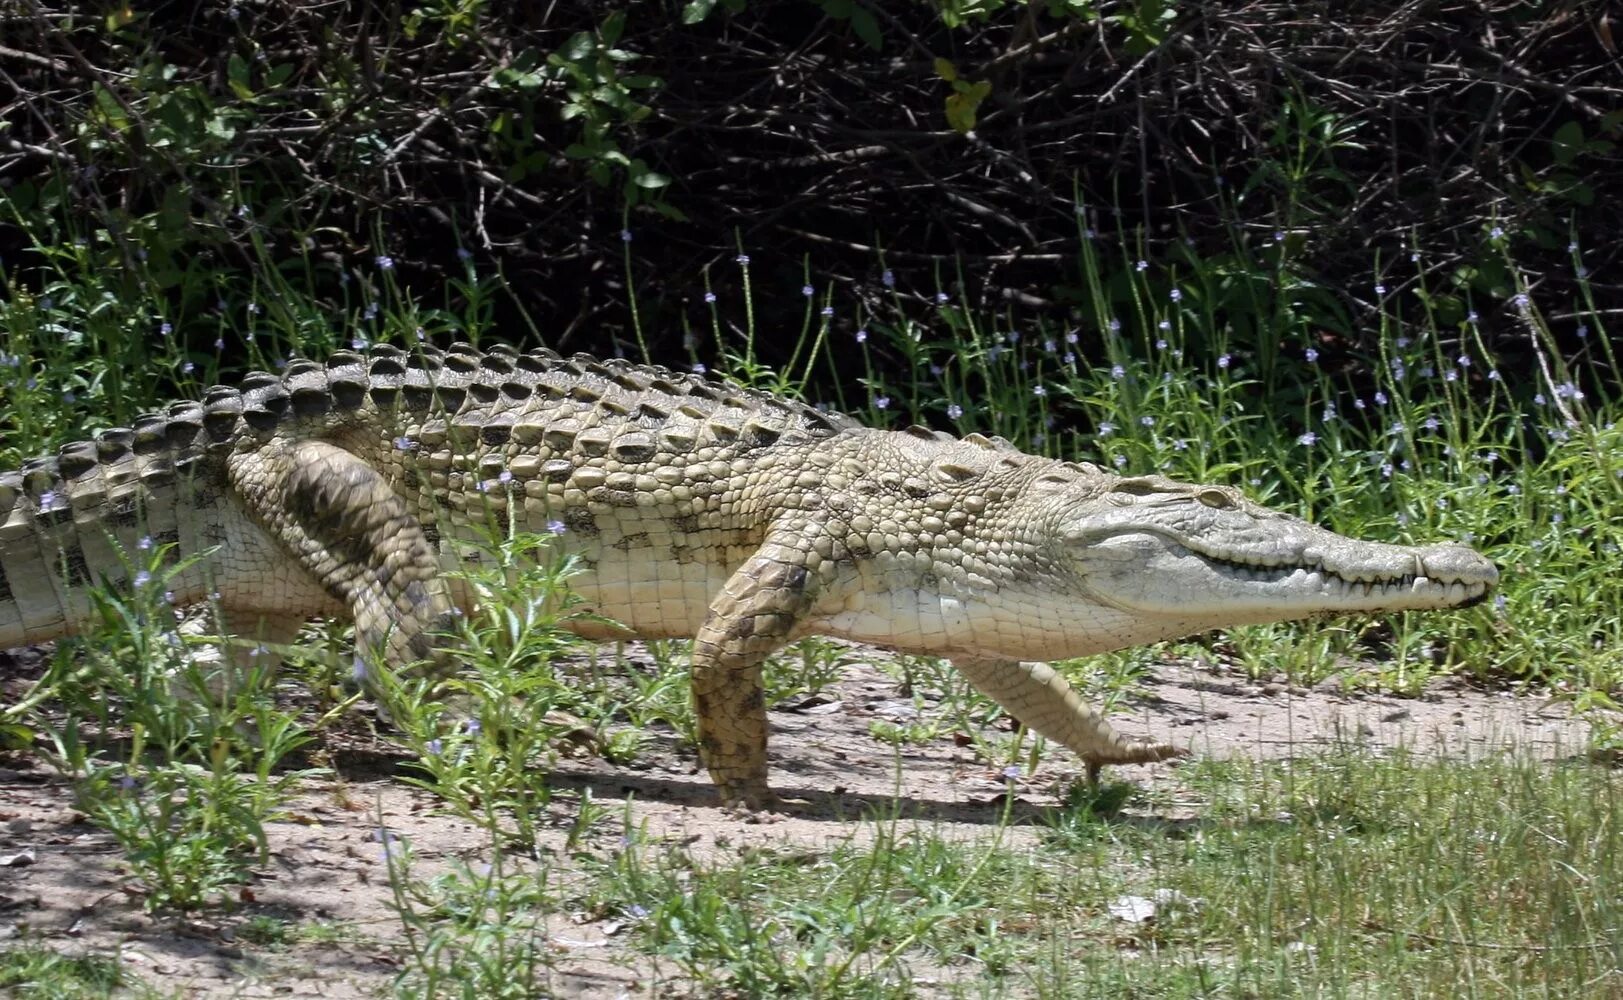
[0,945,134,1000]
[2,195,1618,994]
[569,751,1623,998]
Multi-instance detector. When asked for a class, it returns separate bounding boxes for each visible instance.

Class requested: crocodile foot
[1084,743,1190,785]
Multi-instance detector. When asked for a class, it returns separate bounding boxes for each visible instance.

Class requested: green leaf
[653,200,689,221]
[1552,120,1584,166]
[850,7,882,50]
[600,11,626,47]
[562,31,594,62]
[934,58,958,83]
[265,63,293,89]
[227,55,254,100]
[633,170,670,189]
[682,0,717,23]
[944,79,991,134]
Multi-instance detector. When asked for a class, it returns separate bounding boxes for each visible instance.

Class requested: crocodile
[0,343,1498,806]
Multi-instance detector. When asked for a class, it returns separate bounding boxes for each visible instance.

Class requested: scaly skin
[0,344,1499,806]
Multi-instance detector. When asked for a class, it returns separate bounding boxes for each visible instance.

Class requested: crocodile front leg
[952,657,1185,782]
[227,440,458,684]
[690,542,816,808]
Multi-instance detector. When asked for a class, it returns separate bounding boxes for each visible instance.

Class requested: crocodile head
[1059,474,1497,629]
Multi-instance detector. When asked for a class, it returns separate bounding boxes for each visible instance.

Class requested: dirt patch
[0,648,1597,998]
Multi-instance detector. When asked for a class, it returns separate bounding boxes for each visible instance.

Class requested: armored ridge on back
[0,342,1499,807]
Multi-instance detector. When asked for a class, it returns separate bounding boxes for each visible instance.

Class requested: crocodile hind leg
[690,544,816,808]
[952,658,1185,782]
[226,440,458,689]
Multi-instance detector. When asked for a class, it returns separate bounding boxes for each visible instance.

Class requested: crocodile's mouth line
[1176,543,1489,602]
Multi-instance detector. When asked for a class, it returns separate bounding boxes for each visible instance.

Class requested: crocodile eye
[1197,488,1235,509]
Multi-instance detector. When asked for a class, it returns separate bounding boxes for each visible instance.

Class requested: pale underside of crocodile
[0,343,1498,806]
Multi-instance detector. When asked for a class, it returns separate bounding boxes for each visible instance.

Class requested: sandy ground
[0,645,1598,998]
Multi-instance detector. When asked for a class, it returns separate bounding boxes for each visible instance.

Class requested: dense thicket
[1,1,1618,371]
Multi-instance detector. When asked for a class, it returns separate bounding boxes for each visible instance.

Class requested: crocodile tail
[0,393,234,651]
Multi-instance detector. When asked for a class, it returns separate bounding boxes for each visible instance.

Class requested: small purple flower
[946,403,963,419]
[1107,319,1121,334]
[498,469,513,485]
[620,230,632,243]
[1065,331,1079,345]
[1169,288,1182,302]
[375,255,394,271]
[1374,391,1389,405]
[394,436,417,451]
[1297,431,1317,447]
[1217,354,1232,369]
[1111,364,1126,381]
[854,329,868,343]
[1577,325,1589,339]
[704,291,716,304]
[1098,421,1116,437]
[547,519,567,534]
[119,775,139,792]
[1374,283,1387,296]
[134,570,152,587]
[936,292,949,304]
[1467,311,1479,323]
[1032,385,1047,397]
[159,321,173,336]
[735,254,750,265]
[1155,339,1168,350]
[1304,348,1319,363]
[456,247,473,262]
[1139,415,1154,427]
[138,536,154,551]
[801,284,814,297]
[465,719,482,736]
[881,269,895,288]
[1135,260,1148,272]
[1511,293,1530,311]
[692,363,707,374]
[1001,764,1022,780]
[874,396,891,410]
[426,738,442,755]
[1173,438,1188,451]
[351,656,368,682]
[820,306,834,318]
[1490,226,1504,239]
[351,336,370,351]
[1113,455,1127,468]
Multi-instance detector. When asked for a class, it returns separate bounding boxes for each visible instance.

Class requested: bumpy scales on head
[0,344,1498,807]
